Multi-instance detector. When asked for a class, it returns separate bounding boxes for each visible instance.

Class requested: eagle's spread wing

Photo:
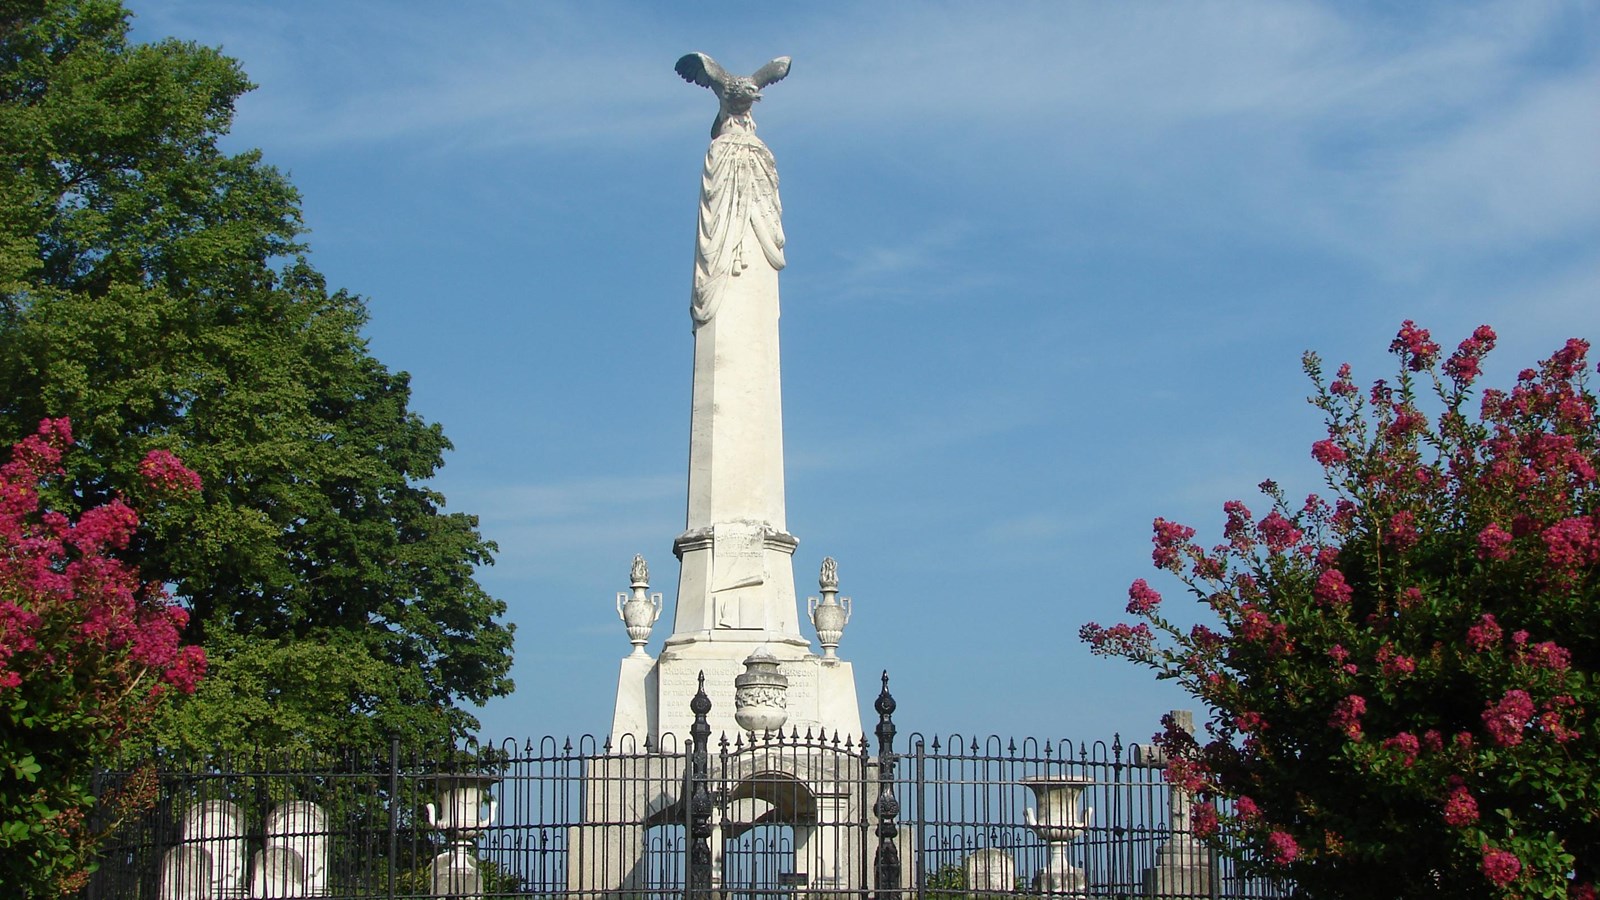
[750,57,791,89]
[675,52,729,91]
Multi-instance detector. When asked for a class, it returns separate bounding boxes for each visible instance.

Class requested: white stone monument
[606,50,863,750]
[574,52,871,897]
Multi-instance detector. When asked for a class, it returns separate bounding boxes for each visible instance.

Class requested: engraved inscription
[712,524,766,596]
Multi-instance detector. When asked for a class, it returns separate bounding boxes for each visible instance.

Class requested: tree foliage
[0,0,513,752]
[1083,323,1597,898]
[0,419,205,896]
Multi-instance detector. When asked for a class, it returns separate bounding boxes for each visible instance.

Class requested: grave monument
[607,50,864,748]
[570,52,872,896]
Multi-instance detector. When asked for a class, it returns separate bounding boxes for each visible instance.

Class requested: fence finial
[872,670,901,899]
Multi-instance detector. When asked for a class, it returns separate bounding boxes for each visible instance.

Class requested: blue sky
[128,1,1600,746]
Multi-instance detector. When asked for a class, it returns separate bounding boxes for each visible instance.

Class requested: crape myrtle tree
[0,0,514,752]
[1082,322,1597,898]
[0,419,206,895]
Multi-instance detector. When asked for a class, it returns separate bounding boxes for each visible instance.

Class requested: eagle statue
[675,52,792,138]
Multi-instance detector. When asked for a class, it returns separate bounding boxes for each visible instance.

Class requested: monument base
[610,647,863,746]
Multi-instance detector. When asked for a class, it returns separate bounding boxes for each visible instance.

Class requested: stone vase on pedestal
[1021,775,1093,894]
[425,774,499,898]
[617,555,663,658]
[733,647,789,733]
[806,557,852,660]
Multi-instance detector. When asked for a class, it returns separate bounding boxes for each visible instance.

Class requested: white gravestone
[251,801,328,897]
[159,799,246,900]
[964,848,1016,893]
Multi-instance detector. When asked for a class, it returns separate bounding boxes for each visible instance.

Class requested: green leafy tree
[0,0,513,752]
[1083,323,1597,898]
[0,419,205,896]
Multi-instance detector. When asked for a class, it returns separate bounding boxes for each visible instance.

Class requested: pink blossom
[69,499,140,554]
[1151,518,1196,572]
[1191,803,1218,838]
[1311,439,1347,466]
[1385,510,1419,551]
[1256,512,1302,554]
[1444,326,1496,387]
[138,449,202,493]
[1164,756,1207,794]
[1377,644,1416,677]
[1314,569,1353,606]
[1329,694,1367,741]
[1126,579,1162,616]
[1482,689,1535,747]
[1480,845,1521,887]
[1266,830,1300,865]
[163,645,207,695]
[1330,363,1357,396]
[1080,622,1155,658]
[1381,732,1420,766]
[1234,795,1260,819]
[1222,500,1254,550]
[1443,786,1478,826]
[1466,614,1502,651]
[1392,320,1441,371]
[1234,711,1266,734]
[1542,517,1595,570]
[1523,640,1571,671]
[1476,523,1513,560]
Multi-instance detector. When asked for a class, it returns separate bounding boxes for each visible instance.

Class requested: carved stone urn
[425,772,500,897]
[1020,774,1093,894]
[733,646,789,733]
[616,554,663,658]
[806,557,852,660]
[426,774,500,844]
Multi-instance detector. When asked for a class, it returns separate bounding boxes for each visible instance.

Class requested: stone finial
[807,557,851,660]
[819,556,838,591]
[617,555,662,658]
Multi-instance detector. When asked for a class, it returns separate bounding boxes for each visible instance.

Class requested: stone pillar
[1141,710,1212,897]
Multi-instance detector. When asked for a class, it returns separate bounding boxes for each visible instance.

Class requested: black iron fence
[82,675,1290,899]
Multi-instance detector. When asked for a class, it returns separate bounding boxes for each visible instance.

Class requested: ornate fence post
[872,671,901,900]
[688,672,715,900]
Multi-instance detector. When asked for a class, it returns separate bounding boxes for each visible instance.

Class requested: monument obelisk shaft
[608,53,860,744]
[666,60,804,651]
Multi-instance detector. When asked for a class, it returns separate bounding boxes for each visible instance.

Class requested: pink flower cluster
[1125,579,1162,615]
[1313,569,1353,606]
[1476,523,1514,560]
[1265,830,1300,865]
[1079,621,1154,658]
[1376,643,1416,677]
[1256,511,1302,554]
[1466,613,1502,651]
[1480,845,1521,887]
[1444,326,1497,387]
[137,449,202,494]
[1481,689,1535,747]
[1151,518,1196,572]
[1329,694,1367,741]
[1443,785,1478,826]
[1391,320,1441,371]
[0,420,206,724]
[1311,438,1346,467]
[1381,731,1420,766]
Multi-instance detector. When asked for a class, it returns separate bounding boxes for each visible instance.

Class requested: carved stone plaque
[712,523,766,594]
